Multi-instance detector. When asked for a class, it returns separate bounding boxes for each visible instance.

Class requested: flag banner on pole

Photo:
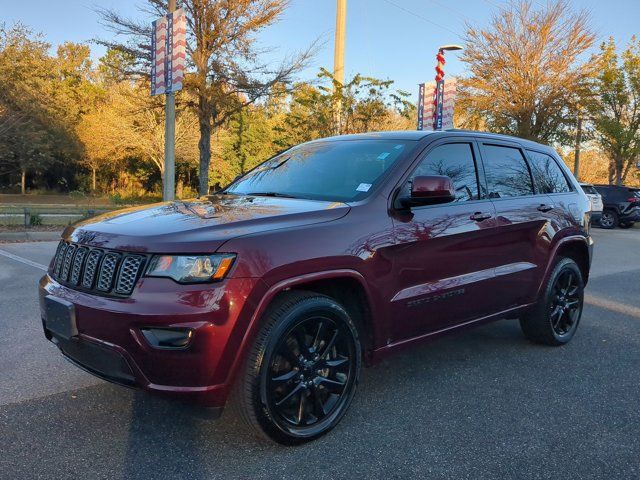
[151,8,186,96]
[170,9,187,92]
[418,78,457,131]
[417,83,426,130]
[151,16,168,96]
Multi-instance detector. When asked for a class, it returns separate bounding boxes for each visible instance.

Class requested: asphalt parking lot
[1,228,639,479]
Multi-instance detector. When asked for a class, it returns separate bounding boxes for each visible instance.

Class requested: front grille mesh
[115,256,145,295]
[50,241,146,297]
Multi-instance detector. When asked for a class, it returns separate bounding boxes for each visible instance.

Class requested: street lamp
[432,44,463,130]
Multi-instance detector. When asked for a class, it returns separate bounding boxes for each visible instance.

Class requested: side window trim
[476,140,536,199]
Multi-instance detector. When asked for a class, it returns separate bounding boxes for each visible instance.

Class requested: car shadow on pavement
[4,316,639,479]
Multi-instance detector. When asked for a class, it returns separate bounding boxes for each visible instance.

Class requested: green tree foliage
[0,24,98,193]
[589,37,640,185]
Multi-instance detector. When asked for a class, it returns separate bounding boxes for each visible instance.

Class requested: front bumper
[39,274,263,408]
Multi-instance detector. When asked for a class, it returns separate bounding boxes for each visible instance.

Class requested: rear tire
[520,258,584,346]
[231,290,361,445]
[599,210,618,229]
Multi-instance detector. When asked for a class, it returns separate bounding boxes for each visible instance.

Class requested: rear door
[477,140,552,310]
[388,139,505,340]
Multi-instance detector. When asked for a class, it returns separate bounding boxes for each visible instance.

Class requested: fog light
[141,327,193,349]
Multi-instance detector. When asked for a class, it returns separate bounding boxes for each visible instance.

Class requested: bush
[29,213,43,226]
[69,190,86,200]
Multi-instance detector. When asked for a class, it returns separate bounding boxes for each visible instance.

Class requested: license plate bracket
[44,295,78,340]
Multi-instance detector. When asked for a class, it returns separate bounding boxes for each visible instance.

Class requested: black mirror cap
[399,194,456,208]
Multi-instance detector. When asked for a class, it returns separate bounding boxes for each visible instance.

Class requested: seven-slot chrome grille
[50,241,146,297]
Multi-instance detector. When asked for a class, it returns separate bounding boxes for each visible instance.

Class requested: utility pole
[333,0,346,135]
[163,0,177,201]
[573,109,582,181]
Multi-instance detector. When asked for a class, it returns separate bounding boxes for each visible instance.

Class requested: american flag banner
[419,78,457,131]
[151,8,186,96]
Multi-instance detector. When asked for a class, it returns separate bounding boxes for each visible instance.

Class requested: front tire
[520,258,584,346]
[599,210,618,229]
[232,291,361,445]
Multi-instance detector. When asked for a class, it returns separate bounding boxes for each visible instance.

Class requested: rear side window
[526,150,572,194]
[481,144,534,198]
[581,185,597,195]
[410,143,480,202]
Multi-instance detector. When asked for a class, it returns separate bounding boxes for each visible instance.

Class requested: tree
[457,0,595,143]
[277,69,414,147]
[589,37,640,185]
[0,24,77,193]
[97,0,314,196]
[77,81,199,190]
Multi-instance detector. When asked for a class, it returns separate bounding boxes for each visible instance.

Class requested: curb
[0,231,62,242]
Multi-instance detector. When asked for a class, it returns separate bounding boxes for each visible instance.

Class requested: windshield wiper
[245,192,299,199]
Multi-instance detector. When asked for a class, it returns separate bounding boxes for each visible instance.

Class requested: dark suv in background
[593,184,640,229]
[40,130,592,444]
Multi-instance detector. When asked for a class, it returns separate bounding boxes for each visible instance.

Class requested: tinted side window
[482,144,534,198]
[410,143,480,202]
[526,150,572,194]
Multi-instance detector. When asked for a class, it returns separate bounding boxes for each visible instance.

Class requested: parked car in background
[580,183,603,224]
[593,184,640,229]
[39,130,593,445]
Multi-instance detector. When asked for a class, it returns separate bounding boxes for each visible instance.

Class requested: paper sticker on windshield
[377,152,390,160]
[356,183,372,192]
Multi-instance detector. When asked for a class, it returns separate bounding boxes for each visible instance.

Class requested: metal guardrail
[0,205,118,227]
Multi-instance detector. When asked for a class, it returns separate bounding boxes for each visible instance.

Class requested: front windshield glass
[224,139,415,202]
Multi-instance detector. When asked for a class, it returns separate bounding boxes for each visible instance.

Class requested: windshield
[224,139,415,202]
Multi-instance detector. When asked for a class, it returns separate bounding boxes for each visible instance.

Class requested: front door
[388,140,505,342]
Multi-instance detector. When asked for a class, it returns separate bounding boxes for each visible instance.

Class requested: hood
[65,195,350,253]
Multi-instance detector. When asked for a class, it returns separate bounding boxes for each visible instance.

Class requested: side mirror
[400,175,456,207]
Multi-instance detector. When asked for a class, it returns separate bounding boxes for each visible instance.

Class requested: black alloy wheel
[520,257,584,346]
[548,269,581,337]
[232,291,361,445]
[265,315,356,430]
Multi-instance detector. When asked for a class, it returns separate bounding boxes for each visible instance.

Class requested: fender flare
[535,234,592,300]
[223,269,376,388]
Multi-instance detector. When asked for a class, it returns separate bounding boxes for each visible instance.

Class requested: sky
[4,0,639,100]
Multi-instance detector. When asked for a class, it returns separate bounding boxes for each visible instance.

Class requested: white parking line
[0,248,48,271]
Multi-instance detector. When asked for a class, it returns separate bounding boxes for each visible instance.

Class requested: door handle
[537,204,554,212]
[470,212,492,221]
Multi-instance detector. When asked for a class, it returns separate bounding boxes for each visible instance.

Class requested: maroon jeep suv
[40,130,593,444]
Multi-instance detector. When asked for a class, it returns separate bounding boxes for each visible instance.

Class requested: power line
[427,0,470,22]
[381,0,460,37]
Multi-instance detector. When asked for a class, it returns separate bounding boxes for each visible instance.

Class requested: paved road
[1,229,639,479]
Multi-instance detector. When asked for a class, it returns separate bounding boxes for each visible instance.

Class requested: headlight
[145,254,236,283]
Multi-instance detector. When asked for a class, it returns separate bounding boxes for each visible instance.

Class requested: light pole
[573,104,582,180]
[333,0,347,134]
[163,0,177,201]
[432,44,462,130]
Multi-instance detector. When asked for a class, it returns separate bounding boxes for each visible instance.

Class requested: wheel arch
[225,270,379,389]
[537,236,591,301]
